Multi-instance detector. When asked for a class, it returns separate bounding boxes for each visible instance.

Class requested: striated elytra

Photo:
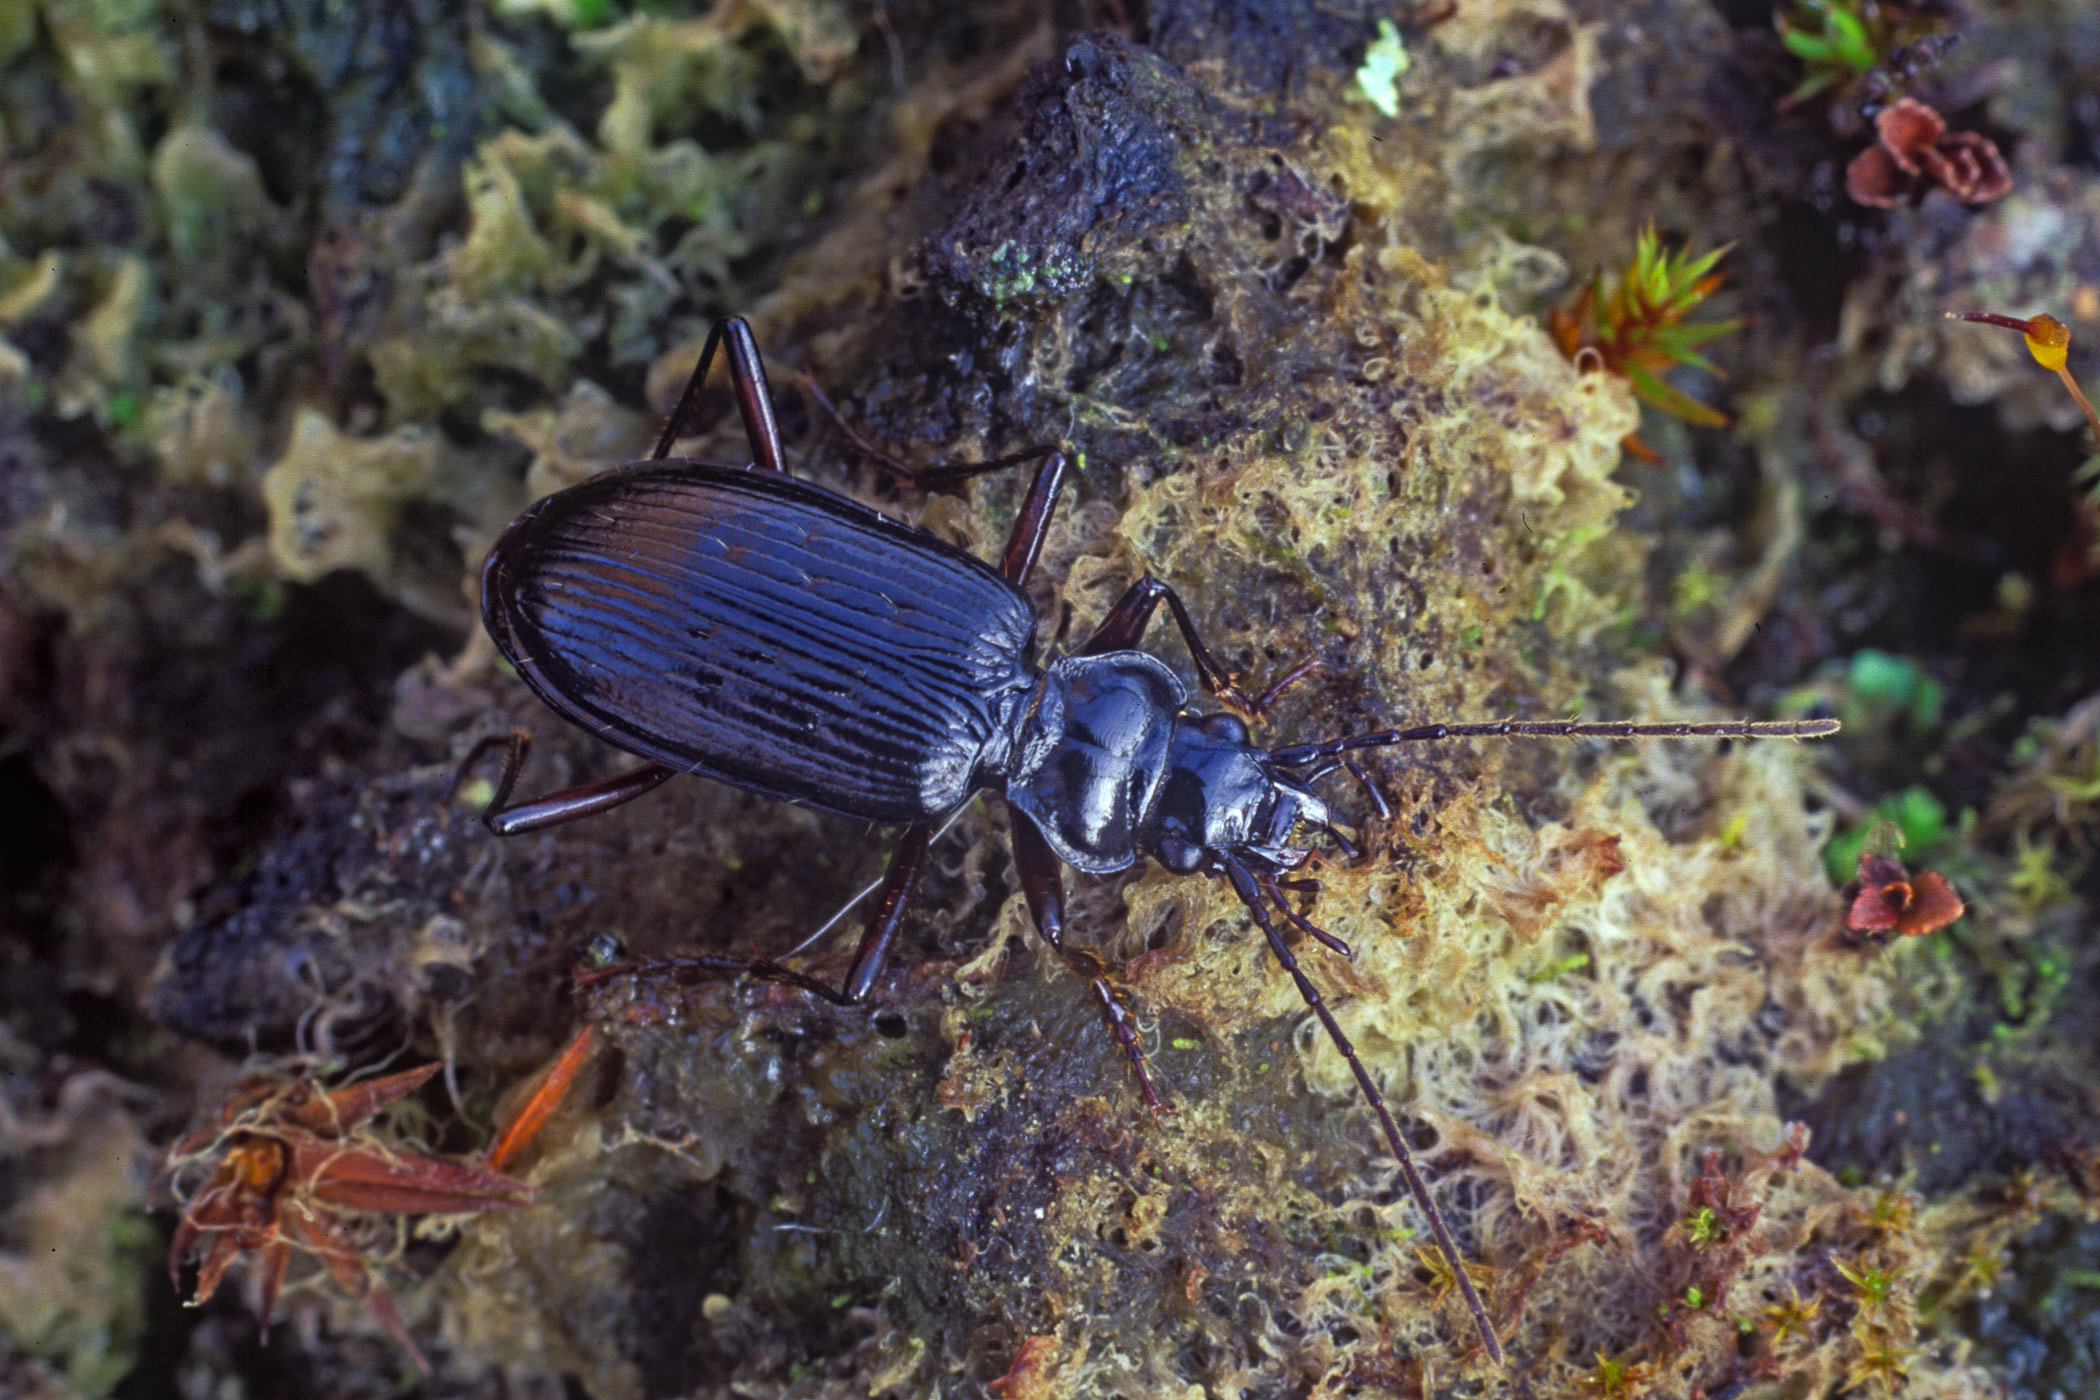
[484,462,1038,824]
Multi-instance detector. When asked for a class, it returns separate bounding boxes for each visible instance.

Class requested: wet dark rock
[149,766,479,1052]
[922,35,1216,316]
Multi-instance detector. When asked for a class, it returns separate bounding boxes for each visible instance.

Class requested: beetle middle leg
[1079,576,1323,720]
[986,454,1179,1108]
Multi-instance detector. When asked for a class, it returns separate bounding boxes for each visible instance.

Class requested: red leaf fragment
[166,1061,537,1369]
[1930,131,2013,204]
[1844,145,1911,208]
[1846,98,2012,208]
[486,1023,597,1173]
[1843,852,1964,937]
[1876,97,1946,174]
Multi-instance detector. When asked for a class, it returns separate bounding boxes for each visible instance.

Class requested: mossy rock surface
[3,2,2097,1398]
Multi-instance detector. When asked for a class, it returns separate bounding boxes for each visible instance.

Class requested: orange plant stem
[486,1024,597,1172]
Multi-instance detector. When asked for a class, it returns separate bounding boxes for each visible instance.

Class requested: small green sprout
[1777,0,1882,105]
[1845,649,1944,739]
[1716,811,1749,849]
[1548,224,1742,461]
[233,575,287,624]
[1823,788,1949,884]
[1580,1351,1652,1397]
[1860,1189,1916,1236]
[1763,1287,1821,1345]
[1844,1335,1911,1396]
[1526,952,1590,984]
[1954,1237,2005,1293]
[2007,835,2078,914]
[1832,1255,1898,1315]
[1684,1205,1722,1248]
[1412,1244,1494,1306]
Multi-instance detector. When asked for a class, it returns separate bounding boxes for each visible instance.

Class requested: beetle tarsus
[460,729,674,836]
[1245,656,1324,717]
[1080,574,1252,716]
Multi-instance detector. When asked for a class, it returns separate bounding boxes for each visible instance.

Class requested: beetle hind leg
[574,822,935,1011]
[800,375,1063,493]
[573,952,864,1006]
[454,731,675,836]
[652,316,787,471]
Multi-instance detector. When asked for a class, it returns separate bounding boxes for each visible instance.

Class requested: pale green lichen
[261,409,444,590]
[1355,19,1410,118]
[150,124,273,269]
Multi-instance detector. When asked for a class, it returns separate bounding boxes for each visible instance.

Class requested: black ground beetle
[470,317,1838,1364]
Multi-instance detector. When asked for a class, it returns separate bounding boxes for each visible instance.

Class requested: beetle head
[1145,713,1339,875]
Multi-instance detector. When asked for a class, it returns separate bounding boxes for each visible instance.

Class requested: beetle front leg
[1080,578,1324,721]
[1010,808,1165,1112]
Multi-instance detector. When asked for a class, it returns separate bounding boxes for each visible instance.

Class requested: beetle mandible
[470,317,1839,1364]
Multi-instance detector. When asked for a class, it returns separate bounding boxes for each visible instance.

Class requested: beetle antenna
[1221,858,1503,1364]
[1267,715,1840,769]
